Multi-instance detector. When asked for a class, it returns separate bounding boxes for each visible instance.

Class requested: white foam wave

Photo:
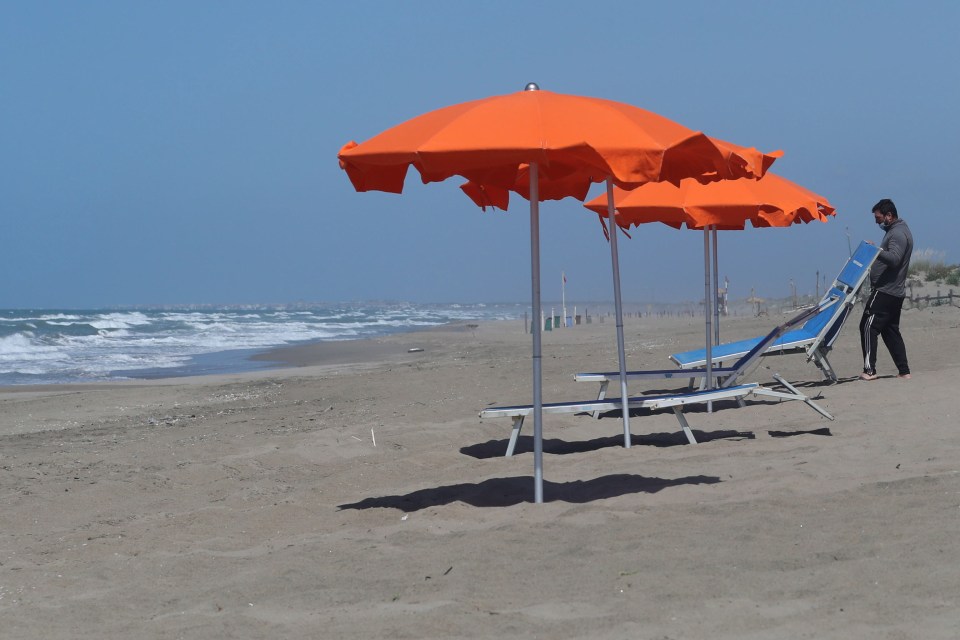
[0,304,522,384]
[0,333,62,363]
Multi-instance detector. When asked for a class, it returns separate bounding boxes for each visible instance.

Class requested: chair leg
[809,348,834,382]
[817,351,839,383]
[672,407,699,444]
[505,416,525,457]
[592,381,609,418]
[772,374,834,420]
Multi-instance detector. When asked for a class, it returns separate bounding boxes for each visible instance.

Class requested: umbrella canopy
[340,88,777,205]
[583,172,835,230]
[459,138,781,211]
[338,85,778,503]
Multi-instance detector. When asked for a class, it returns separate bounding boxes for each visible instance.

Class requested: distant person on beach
[859,198,913,380]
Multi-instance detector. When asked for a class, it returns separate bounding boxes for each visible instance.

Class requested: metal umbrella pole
[712,226,720,345]
[528,162,544,503]
[605,178,632,447]
[703,228,714,412]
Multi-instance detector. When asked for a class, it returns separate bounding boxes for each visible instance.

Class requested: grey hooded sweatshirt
[870,218,913,298]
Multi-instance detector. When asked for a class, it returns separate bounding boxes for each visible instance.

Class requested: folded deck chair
[669,240,881,382]
[481,302,835,455]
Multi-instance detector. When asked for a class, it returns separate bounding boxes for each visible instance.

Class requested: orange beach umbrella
[338,85,778,503]
[340,88,775,201]
[584,172,835,389]
[583,172,835,231]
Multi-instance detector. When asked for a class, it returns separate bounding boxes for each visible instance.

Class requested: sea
[0,303,524,386]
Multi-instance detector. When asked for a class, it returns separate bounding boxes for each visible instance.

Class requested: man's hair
[872,198,898,218]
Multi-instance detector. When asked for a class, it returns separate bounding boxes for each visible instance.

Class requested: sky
[2,1,958,309]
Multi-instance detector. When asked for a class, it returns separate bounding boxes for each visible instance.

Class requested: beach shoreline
[248,319,492,368]
[2,307,959,638]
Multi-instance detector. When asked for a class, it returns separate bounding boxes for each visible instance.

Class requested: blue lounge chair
[575,296,838,412]
[669,241,881,382]
[482,302,836,454]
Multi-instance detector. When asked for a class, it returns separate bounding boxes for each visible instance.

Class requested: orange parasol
[339,88,776,202]
[583,172,835,231]
[338,84,778,503]
[584,172,835,391]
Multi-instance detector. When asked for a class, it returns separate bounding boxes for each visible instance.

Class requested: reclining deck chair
[669,240,880,382]
[481,301,836,455]
[575,296,838,412]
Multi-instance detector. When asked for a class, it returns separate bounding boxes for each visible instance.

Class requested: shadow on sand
[768,426,833,438]
[461,428,754,459]
[338,473,722,511]
[836,373,899,385]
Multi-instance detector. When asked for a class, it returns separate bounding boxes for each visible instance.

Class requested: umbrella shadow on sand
[337,473,722,511]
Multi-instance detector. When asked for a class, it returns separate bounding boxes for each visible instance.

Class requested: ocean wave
[0,304,522,385]
[0,333,62,363]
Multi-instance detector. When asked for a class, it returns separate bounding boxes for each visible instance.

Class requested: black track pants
[859,290,910,375]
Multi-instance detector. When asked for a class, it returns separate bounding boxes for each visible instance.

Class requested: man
[859,198,913,380]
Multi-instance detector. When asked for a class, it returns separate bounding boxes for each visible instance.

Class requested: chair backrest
[798,285,846,336]
[836,241,881,292]
[818,298,855,348]
[720,296,839,388]
[803,241,881,352]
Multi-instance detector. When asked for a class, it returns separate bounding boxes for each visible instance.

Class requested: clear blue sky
[2,1,958,308]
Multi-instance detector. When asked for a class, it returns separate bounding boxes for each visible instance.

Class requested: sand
[2,304,959,639]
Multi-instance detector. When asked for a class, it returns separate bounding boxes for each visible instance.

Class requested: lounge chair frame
[482,377,832,456]
[482,301,836,455]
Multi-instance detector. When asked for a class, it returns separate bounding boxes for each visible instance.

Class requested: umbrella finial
[525,82,540,91]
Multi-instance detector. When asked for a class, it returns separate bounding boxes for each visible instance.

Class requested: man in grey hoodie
[859,198,913,380]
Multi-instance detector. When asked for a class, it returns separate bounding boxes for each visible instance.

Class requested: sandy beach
[2,303,959,639]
